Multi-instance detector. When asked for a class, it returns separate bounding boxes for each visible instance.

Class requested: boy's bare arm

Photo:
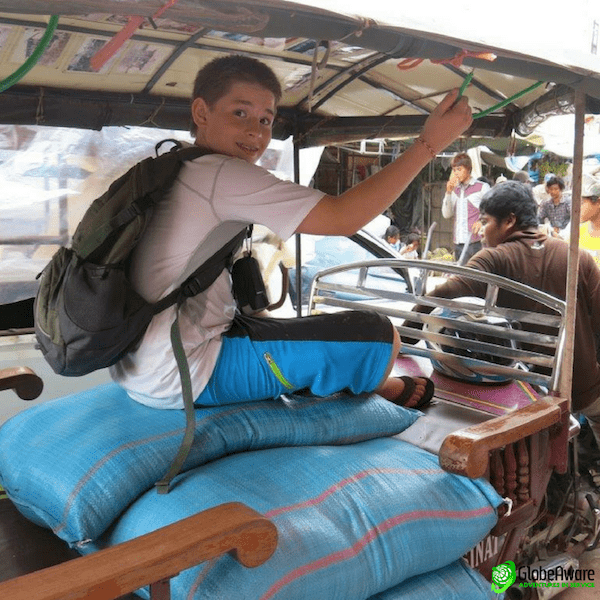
[296,89,472,236]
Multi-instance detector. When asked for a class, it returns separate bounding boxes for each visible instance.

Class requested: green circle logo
[491,560,517,594]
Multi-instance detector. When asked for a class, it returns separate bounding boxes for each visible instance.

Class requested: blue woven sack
[0,382,420,544]
[369,559,501,599]
[82,438,501,600]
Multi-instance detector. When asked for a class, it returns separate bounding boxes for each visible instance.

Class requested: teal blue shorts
[195,311,394,406]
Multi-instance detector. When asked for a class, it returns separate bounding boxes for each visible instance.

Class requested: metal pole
[293,135,303,317]
[558,89,585,407]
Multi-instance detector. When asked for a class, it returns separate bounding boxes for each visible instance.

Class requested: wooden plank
[0,502,277,600]
[0,367,43,400]
[439,397,564,479]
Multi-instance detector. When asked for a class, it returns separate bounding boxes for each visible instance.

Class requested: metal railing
[308,258,567,392]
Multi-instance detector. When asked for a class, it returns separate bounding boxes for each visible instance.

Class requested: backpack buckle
[182,277,202,298]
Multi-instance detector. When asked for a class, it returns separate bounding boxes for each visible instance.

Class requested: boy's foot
[382,376,435,409]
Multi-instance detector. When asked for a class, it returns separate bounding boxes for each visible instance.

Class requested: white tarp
[0,126,323,304]
[296,0,600,73]
[529,114,600,158]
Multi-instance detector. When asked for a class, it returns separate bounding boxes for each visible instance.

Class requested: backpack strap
[147,141,249,493]
[154,226,249,493]
[153,227,248,315]
[155,304,197,494]
[78,143,210,261]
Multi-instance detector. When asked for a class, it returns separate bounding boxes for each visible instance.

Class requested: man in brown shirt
[415,181,600,446]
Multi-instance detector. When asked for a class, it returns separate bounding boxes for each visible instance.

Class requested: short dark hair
[384,225,400,239]
[451,152,472,171]
[545,175,565,190]
[190,55,282,134]
[479,181,539,229]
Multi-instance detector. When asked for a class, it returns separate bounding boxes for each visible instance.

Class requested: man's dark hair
[451,152,472,171]
[191,55,282,134]
[545,175,565,190]
[479,181,539,229]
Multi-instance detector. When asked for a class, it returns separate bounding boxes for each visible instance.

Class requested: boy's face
[192,81,276,163]
[451,164,471,184]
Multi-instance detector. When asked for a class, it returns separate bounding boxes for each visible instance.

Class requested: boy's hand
[446,173,459,193]
[420,89,473,156]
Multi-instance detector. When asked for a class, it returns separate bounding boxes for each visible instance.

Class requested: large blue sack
[0,382,420,544]
[82,438,502,600]
[369,559,501,599]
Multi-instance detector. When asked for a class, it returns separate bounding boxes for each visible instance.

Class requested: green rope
[0,15,59,94]
[473,81,544,119]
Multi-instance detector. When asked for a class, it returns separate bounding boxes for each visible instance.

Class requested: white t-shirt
[110,154,325,408]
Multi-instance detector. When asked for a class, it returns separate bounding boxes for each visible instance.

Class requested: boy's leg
[196,311,431,407]
[374,326,431,408]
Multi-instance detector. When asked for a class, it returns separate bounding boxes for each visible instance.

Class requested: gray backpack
[34,140,248,492]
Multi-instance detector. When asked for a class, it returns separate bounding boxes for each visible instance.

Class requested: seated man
[405,181,600,452]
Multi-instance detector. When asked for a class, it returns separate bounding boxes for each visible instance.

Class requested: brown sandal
[391,376,435,409]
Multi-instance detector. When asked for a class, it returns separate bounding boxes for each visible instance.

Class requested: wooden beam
[558,88,586,408]
[0,367,43,400]
[0,502,277,600]
[439,397,564,479]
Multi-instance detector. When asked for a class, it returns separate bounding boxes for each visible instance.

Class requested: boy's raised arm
[296,89,472,236]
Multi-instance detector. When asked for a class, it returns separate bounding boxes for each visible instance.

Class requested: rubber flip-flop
[392,376,435,409]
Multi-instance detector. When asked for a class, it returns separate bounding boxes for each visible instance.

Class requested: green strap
[155,303,197,494]
[0,16,59,93]
[473,81,544,119]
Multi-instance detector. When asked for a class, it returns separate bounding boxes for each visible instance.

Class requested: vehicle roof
[1,1,599,146]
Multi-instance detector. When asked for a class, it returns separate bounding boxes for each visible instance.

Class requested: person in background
[399,233,420,259]
[512,170,533,186]
[405,181,600,456]
[538,175,571,238]
[579,174,600,267]
[383,225,402,251]
[532,172,553,206]
[442,152,490,262]
[495,174,508,185]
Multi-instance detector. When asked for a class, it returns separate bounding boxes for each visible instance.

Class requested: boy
[383,225,401,251]
[110,55,472,411]
[442,152,490,262]
[399,233,420,259]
